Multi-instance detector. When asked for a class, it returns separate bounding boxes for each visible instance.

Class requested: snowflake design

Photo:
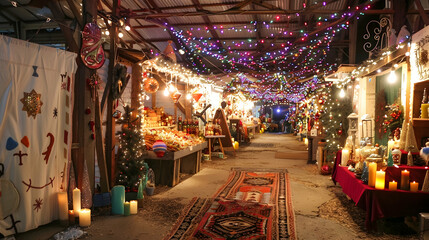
[33,198,43,212]
[53,107,58,118]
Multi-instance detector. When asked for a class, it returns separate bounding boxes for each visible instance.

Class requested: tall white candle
[79,209,91,227]
[57,192,68,221]
[130,200,138,215]
[73,188,81,217]
[341,149,350,166]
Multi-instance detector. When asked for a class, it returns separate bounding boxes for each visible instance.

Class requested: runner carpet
[165,168,296,239]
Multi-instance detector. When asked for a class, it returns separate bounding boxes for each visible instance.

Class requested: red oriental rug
[165,168,296,239]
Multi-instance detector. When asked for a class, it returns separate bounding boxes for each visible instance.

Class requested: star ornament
[20,89,43,119]
[33,198,43,212]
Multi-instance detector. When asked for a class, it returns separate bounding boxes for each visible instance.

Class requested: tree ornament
[153,140,167,157]
[143,78,159,93]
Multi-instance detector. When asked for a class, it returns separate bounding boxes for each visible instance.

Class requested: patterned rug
[165,168,296,239]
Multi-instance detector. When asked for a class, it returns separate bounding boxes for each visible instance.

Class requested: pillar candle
[111,185,125,215]
[410,181,419,192]
[341,149,350,166]
[400,170,410,190]
[368,162,377,187]
[388,180,397,191]
[124,201,130,216]
[57,192,68,221]
[375,170,386,190]
[68,210,75,224]
[355,149,361,161]
[72,188,81,217]
[79,209,91,227]
[130,200,138,214]
[387,140,394,155]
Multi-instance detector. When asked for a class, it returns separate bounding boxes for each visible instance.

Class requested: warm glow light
[339,88,345,98]
[118,32,124,38]
[125,25,131,31]
[163,88,169,96]
[179,49,185,55]
[389,70,396,83]
[186,93,191,100]
[105,30,110,36]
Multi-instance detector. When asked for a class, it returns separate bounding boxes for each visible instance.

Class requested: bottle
[422,88,427,104]
[422,88,429,118]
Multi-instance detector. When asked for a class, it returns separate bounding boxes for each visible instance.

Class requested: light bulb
[339,89,345,98]
[125,25,131,31]
[163,88,169,96]
[186,93,191,100]
[118,32,124,38]
[105,30,110,36]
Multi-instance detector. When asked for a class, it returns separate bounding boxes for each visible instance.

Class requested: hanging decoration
[143,78,159,93]
[152,140,167,158]
[192,90,203,102]
[112,64,130,100]
[80,22,105,69]
[170,91,182,103]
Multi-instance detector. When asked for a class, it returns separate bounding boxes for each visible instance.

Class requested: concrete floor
[13,133,418,240]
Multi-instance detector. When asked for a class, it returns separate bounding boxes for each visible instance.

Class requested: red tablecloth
[333,166,429,230]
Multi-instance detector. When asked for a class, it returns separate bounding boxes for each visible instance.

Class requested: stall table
[333,165,429,230]
[144,142,207,187]
[205,135,225,161]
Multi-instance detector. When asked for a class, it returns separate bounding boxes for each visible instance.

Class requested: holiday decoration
[87,74,100,101]
[422,171,429,192]
[153,140,167,157]
[170,91,182,103]
[116,106,146,191]
[80,22,105,69]
[112,64,130,100]
[20,89,43,119]
[143,78,159,93]
[420,142,429,166]
[192,91,203,102]
[0,36,77,236]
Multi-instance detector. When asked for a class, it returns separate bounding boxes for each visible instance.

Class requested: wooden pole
[105,0,119,188]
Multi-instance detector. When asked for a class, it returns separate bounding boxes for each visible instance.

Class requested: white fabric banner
[0,35,77,236]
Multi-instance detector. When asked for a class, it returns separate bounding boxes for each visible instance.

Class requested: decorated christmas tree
[116,106,147,192]
[320,86,353,162]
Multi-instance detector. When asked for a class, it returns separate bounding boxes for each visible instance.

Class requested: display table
[205,135,225,161]
[333,166,429,230]
[144,142,207,187]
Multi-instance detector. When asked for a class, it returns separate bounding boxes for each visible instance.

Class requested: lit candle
[68,210,75,224]
[387,140,394,154]
[304,138,308,145]
[375,170,386,190]
[130,200,138,215]
[400,170,410,190]
[73,188,81,217]
[410,181,419,192]
[368,162,377,187]
[388,180,397,191]
[341,149,350,166]
[124,201,130,216]
[57,192,68,222]
[79,209,91,227]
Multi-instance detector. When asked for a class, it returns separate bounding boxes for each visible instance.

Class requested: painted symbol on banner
[6,137,18,150]
[33,198,43,212]
[4,214,21,234]
[60,73,67,90]
[22,177,55,192]
[13,151,27,166]
[53,107,58,118]
[42,133,54,164]
[20,89,43,119]
[32,66,39,77]
[21,136,30,148]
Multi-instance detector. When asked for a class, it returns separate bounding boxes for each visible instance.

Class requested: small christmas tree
[320,86,353,162]
[116,106,147,192]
